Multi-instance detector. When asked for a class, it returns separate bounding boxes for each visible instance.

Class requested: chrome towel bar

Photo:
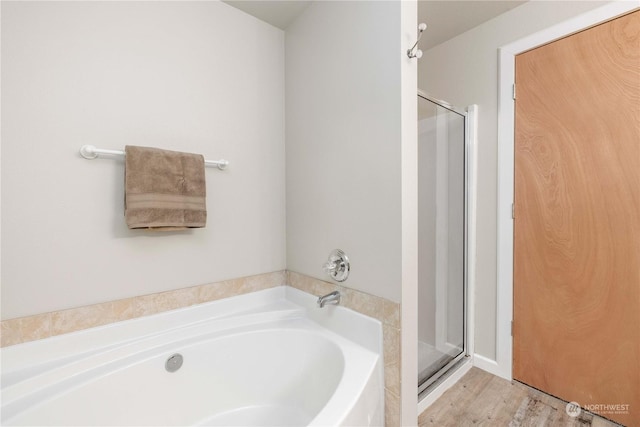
[79,145,229,170]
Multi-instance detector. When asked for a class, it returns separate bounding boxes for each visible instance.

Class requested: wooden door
[513,10,640,426]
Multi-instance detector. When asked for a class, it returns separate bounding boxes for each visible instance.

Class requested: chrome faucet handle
[323,260,338,273]
[323,249,350,282]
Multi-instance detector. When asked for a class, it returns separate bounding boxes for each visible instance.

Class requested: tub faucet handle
[323,249,350,282]
[318,290,341,308]
[323,259,338,273]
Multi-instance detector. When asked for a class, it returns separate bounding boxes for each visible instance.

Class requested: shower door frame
[417,91,474,397]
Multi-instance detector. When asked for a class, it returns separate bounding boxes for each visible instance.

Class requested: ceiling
[221,1,312,30]
[222,0,527,50]
[418,1,527,50]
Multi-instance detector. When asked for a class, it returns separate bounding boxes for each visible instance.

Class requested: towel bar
[79,145,229,170]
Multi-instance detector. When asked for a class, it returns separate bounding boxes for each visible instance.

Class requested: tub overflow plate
[165,353,183,373]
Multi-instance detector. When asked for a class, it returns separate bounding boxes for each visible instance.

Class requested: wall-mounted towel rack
[79,145,229,170]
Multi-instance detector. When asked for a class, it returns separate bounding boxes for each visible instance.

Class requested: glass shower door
[417,93,466,394]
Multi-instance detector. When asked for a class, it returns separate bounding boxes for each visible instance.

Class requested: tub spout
[317,291,341,308]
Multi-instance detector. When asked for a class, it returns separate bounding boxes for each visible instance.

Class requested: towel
[124,145,206,230]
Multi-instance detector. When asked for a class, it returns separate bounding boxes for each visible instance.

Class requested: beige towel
[124,146,206,230]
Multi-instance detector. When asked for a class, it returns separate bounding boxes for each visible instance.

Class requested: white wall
[285,1,402,303]
[1,1,286,320]
[400,2,419,423]
[418,0,608,361]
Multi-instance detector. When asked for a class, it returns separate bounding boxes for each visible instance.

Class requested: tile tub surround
[287,271,402,427]
[0,271,286,347]
[1,269,402,427]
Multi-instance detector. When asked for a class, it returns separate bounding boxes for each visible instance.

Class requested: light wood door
[513,10,640,426]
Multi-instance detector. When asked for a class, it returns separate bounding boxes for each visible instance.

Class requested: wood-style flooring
[418,367,622,427]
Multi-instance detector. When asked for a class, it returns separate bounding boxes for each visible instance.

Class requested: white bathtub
[0,286,384,426]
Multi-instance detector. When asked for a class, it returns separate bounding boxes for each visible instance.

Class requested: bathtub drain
[165,353,183,373]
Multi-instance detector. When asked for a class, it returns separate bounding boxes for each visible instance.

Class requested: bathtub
[0,286,384,426]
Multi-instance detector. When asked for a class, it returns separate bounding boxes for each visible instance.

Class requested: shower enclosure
[418,92,468,395]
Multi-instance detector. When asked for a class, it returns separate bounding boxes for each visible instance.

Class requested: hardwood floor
[418,368,623,427]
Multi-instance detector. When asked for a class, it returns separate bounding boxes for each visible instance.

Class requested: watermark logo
[566,401,581,418]
[583,403,630,415]
[566,401,630,417]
